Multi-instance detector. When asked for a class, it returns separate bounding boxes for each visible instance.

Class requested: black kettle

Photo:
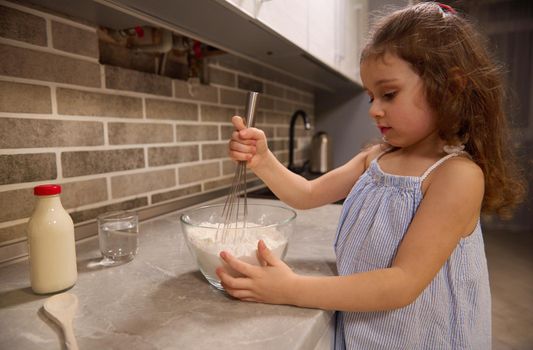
[310,132,332,174]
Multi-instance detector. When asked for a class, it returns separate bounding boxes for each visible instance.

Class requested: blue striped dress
[333,152,491,349]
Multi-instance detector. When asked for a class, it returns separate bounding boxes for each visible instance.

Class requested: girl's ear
[448,67,468,93]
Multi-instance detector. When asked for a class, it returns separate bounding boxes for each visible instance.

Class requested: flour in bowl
[186,222,288,279]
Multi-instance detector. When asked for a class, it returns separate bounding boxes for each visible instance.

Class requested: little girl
[217,2,525,349]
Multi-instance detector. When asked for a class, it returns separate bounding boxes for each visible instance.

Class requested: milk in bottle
[27,184,77,294]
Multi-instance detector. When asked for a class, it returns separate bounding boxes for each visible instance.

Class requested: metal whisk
[216,91,259,243]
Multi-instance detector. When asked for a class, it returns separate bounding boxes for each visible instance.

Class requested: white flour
[186,222,288,279]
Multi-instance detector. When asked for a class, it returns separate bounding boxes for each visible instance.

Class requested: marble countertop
[0,199,342,350]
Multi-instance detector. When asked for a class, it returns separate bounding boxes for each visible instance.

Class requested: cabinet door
[337,0,367,84]
[308,0,367,84]
[308,0,336,68]
[254,0,308,50]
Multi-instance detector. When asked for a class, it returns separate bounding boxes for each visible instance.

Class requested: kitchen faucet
[288,109,311,172]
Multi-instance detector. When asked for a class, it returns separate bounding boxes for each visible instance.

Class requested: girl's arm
[230,116,374,209]
[217,156,485,311]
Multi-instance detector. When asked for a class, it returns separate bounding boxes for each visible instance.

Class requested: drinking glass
[97,211,138,265]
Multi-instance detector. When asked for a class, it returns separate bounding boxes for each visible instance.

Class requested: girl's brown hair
[361,2,526,218]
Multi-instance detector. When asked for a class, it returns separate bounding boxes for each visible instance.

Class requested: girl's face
[360,53,440,151]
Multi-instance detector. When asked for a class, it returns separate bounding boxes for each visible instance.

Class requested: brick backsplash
[178,162,220,185]
[264,83,284,98]
[151,184,202,204]
[51,20,99,58]
[264,111,290,125]
[201,105,236,122]
[174,80,218,103]
[202,143,230,160]
[274,99,293,113]
[176,125,218,142]
[0,1,315,264]
[145,98,198,121]
[0,5,46,46]
[105,65,173,96]
[204,177,234,191]
[107,122,174,145]
[0,117,104,148]
[147,145,199,167]
[0,80,51,113]
[276,126,290,138]
[0,43,101,87]
[258,95,275,110]
[111,169,176,199]
[61,149,145,177]
[237,76,263,93]
[222,160,237,175]
[0,223,26,244]
[208,67,236,87]
[0,187,34,222]
[69,197,149,224]
[61,178,108,209]
[1,153,57,185]
[220,89,247,106]
[57,88,143,118]
[220,125,235,140]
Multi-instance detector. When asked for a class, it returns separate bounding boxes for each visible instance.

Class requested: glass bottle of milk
[27,184,77,294]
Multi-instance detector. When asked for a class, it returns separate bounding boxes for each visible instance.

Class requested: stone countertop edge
[0,198,343,350]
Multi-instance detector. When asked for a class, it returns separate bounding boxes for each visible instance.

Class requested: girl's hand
[229,116,269,169]
[216,240,297,304]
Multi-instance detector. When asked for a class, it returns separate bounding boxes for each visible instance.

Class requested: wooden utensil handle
[64,323,79,350]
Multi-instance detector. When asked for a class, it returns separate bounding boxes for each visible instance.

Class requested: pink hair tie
[437,3,456,15]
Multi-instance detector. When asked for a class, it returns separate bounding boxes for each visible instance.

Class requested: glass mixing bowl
[180,203,296,290]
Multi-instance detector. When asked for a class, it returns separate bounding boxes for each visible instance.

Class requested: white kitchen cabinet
[222,0,309,51]
[238,0,367,85]
[336,0,368,84]
[308,0,336,68]
[254,0,309,51]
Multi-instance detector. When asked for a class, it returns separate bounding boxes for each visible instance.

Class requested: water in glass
[98,214,138,264]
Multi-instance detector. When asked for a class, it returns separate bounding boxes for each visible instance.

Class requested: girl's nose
[369,100,384,120]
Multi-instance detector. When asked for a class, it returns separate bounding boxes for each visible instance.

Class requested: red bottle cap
[34,184,62,196]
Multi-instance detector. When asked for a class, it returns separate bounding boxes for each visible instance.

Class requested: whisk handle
[244,91,259,128]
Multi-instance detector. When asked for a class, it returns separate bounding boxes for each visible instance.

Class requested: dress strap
[375,147,394,162]
[420,152,462,181]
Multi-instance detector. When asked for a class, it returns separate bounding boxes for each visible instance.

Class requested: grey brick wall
[0,1,314,263]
